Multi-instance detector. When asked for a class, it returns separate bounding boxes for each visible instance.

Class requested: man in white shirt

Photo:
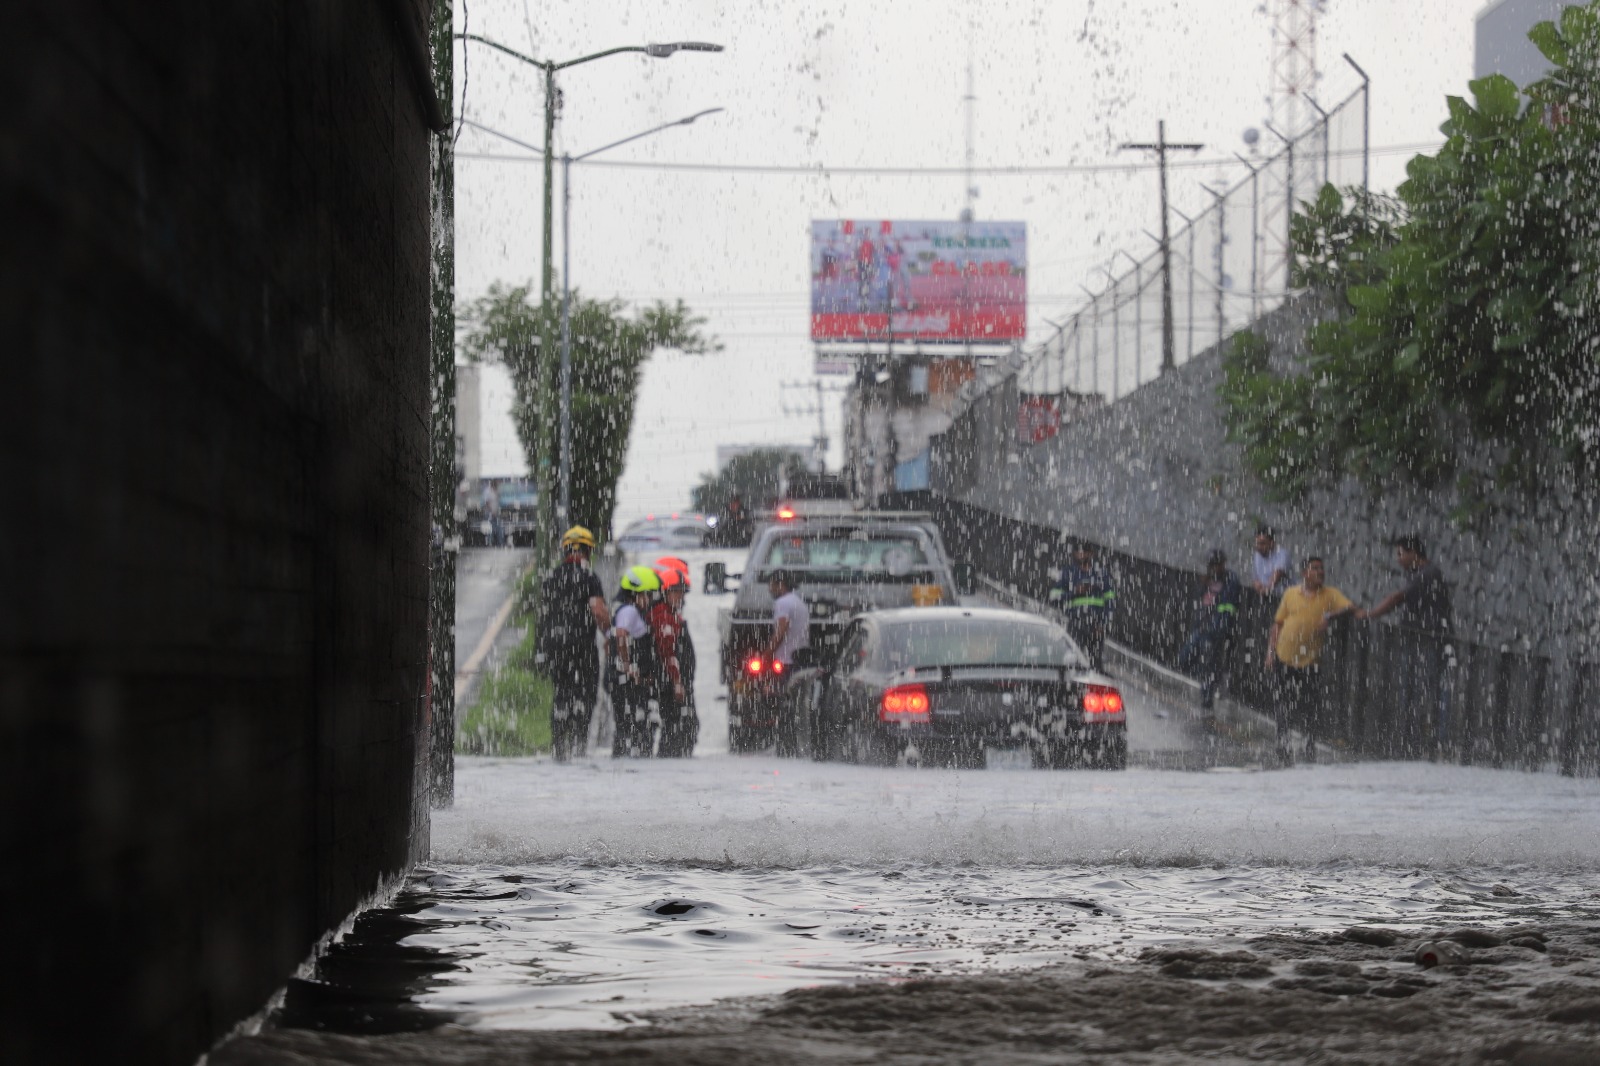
[1251,526,1292,597]
[764,569,810,667]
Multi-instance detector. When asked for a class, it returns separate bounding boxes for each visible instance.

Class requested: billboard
[811,219,1026,344]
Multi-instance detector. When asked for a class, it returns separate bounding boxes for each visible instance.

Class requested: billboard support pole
[1120,120,1202,375]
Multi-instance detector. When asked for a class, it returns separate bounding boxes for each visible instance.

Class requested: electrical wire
[454,139,1443,176]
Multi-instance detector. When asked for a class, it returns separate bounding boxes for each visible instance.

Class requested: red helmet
[657,567,689,593]
[655,556,691,591]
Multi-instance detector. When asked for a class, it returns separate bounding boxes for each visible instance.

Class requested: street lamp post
[558,109,725,528]
[454,33,723,561]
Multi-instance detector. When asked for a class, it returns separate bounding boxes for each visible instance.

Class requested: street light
[558,108,725,527]
[454,33,724,561]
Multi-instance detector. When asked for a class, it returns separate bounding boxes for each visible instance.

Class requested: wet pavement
[453,547,534,712]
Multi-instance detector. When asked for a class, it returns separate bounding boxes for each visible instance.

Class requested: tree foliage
[459,282,717,539]
[1221,3,1600,508]
[690,447,811,515]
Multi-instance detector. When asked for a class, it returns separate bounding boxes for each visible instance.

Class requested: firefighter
[652,567,698,757]
[608,565,661,757]
[654,556,698,715]
[536,526,610,761]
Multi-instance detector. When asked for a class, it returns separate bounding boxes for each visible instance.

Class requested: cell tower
[1259,0,1323,299]
[1269,0,1321,138]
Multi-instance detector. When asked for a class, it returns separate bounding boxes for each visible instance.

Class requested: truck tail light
[880,684,931,723]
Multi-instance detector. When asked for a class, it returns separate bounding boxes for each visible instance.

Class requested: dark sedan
[795,607,1127,770]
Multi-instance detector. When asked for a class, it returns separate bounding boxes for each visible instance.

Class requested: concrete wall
[1,4,440,1063]
[933,300,1598,665]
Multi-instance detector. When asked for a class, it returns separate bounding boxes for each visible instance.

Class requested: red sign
[1017,395,1060,444]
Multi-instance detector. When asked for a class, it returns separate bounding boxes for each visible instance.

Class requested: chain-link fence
[1017,83,1369,404]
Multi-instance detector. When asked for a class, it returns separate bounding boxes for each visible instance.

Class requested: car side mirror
[953,561,978,597]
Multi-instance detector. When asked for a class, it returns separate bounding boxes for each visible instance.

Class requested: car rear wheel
[1094,731,1129,770]
[1032,738,1080,770]
[849,723,896,767]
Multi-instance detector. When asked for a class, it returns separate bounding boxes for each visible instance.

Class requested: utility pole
[454,34,722,565]
[782,379,848,473]
[1120,121,1202,374]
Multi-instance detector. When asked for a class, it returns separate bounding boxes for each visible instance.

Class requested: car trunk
[904,666,1080,742]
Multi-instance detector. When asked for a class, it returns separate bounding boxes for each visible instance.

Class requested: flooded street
[221,550,1600,1062]
[414,757,1600,1030]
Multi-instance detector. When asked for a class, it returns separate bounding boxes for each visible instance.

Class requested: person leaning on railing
[1358,535,1455,759]
[1178,548,1242,722]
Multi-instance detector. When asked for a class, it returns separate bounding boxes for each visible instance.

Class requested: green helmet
[620,565,661,593]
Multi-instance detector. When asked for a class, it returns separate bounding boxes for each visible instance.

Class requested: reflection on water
[274,902,465,1034]
[275,858,1600,1033]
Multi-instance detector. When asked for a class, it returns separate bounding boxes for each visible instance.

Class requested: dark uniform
[536,557,603,761]
[1050,556,1115,670]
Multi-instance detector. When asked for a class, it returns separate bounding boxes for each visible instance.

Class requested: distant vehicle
[617,513,713,554]
[797,606,1127,770]
[496,480,539,547]
[717,510,976,752]
[460,478,538,547]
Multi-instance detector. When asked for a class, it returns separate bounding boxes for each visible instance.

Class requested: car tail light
[772,660,785,675]
[1082,684,1124,717]
[880,684,931,723]
[745,655,764,676]
[776,506,796,520]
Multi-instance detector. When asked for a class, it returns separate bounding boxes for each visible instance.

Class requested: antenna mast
[1263,0,1322,294]
[961,26,976,223]
[1269,0,1320,138]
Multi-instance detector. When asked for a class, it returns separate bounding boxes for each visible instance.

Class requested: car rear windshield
[759,531,933,582]
[874,618,1083,670]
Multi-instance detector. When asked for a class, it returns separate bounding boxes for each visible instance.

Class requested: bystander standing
[1359,535,1455,757]
[1266,557,1359,764]
[481,479,503,547]
[1251,526,1292,597]
[1178,548,1242,720]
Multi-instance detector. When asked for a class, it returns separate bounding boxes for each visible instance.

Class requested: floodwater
[224,549,1600,1062]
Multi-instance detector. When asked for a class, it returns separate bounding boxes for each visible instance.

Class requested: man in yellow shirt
[1265,557,1358,764]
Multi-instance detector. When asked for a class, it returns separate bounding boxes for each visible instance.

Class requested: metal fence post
[1492,649,1511,769]
[1559,663,1590,776]
[1523,655,1549,771]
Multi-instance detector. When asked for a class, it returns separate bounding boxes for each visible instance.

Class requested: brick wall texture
[0,4,438,1063]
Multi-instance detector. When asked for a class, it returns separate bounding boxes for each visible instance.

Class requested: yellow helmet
[561,525,596,551]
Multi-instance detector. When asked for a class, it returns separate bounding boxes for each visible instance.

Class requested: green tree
[459,282,717,539]
[690,448,811,514]
[1221,3,1600,508]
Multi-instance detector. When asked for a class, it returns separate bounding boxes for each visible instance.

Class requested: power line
[454,140,1442,176]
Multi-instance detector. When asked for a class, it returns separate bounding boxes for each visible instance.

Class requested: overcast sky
[454,0,1488,525]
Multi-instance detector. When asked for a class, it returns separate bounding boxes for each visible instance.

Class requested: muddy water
[252,751,1600,1040]
[232,550,1600,1060]
[362,853,1600,1031]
